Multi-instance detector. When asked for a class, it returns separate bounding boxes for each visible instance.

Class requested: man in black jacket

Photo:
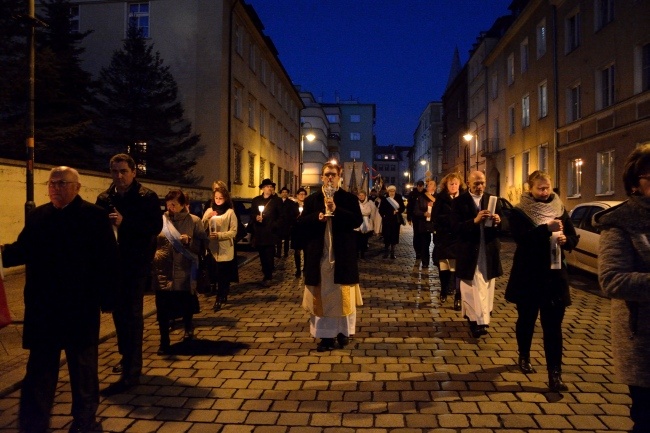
[299,162,363,352]
[2,166,119,433]
[96,154,162,394]
[451,170,503,338]
[249,179,282,287]
[406,181,425,260]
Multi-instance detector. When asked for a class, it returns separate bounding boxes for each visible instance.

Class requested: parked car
[565,200,623,274]
[232,197,253,248]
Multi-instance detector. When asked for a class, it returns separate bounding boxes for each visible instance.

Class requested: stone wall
[0,159,212,246]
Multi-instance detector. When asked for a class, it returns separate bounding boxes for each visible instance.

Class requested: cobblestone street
[0,226,631,432]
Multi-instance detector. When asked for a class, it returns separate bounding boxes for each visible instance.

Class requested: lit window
[538,81,548,118]
[350,132,361,141]
[536,19,547,58]
[522,95,530,128]
[597,150,615,194]
[568,158,583,197]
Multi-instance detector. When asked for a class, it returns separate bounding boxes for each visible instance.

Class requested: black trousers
[516,300,565,371]
[20,344,98,433]
[630,386,650,433]
[257,244,275,280]
[113,274,147,381]
[412,228,426,258]
[276,234,291,256]
[419,232,432,267]
[294,248,303,274]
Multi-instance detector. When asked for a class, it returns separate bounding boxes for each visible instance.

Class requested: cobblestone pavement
[0,227,631,432]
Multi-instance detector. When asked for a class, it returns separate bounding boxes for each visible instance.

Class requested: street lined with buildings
[0,229,631,432]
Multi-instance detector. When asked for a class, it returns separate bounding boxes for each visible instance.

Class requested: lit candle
[298,206,303,214]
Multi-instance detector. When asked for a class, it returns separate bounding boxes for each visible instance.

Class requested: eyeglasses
[323,172,338,178]
[47,180,78,188]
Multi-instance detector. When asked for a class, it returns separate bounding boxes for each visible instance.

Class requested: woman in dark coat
[505,170,579,392]
[378,185,405,259]
[431,173,466,307]
[412,179,436,272]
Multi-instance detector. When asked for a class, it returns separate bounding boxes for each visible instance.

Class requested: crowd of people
[2,146,649,432]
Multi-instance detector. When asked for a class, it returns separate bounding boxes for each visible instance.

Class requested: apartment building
[65,0,303,195]
[299,92,334,192]
[324,100,376,171]
[413,102,444,183]
[442,58,469,183]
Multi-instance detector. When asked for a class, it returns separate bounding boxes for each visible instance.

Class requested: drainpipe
[227,0,237,191]
[552,5,560,189]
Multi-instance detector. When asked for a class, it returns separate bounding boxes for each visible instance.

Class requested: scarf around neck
[516,193,564,226]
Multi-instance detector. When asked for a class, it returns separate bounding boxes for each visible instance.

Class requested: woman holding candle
[291,188,308,277]
[413,179,436,273]
[202,181,239,311]
[505,170,578,392]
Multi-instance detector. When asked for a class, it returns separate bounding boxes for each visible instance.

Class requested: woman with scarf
[355,190,377,259]
[378,185,405,259]
[152,190,207,355]
[505,171,579,392]
[412,179,436,273]
[202,181,239,311]
[594,144,650,432]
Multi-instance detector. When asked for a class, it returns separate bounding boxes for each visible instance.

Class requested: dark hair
[416,180,425,187]
[165,189,187,206]
[623,144,650,195]
[280,187,290,193]
[110,153,136,171]
[213,181,234,209]
[296,188,307,195]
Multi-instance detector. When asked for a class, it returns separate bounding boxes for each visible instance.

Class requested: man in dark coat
[299,162,363,352]
[406,180,425,259]
[96,154,161,394]
[249,178,282,286]
[451,170,503,338]
[276,186,298,258]
[1,166,119,433]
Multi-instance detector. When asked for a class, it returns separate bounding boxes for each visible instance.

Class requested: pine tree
[93,26,203,184]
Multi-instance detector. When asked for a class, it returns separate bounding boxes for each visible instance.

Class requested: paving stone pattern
[0,227,632,432]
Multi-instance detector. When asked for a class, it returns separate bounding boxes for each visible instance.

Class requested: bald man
[1,167,119,433]
[450,170,503,338]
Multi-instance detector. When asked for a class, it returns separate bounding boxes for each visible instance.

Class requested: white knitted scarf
[516,193,564,226]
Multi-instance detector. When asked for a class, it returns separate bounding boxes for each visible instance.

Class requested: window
[595,0,614,31]
[538,144,549,172]
[522,151,530,181]
[491,72,498,100]
[260,60,267,86]
[277,166,282,186]
[597,150,615,194]
[566,11,581,53]
[508,156,515,187]
[350,132,361,141]
[568,158,583,197]
[233,147,242,184]
[567,84,581,122]
[128,3,149,37]
[522,94,530,128]
[597,64,615,109]
[640,43,650,92]
[234,23,243,55]
[259,157,265,186]
[248,96,255,129]
[508,105,516,135]
[538,81,548,118]
[248,152,256,187]
[69,6,80,33]
[259,106,266,137]
[269,162,274,182]
[233,85,242,119]
[248,42,256,72]
[270,72,276,96]
[520,38,529,73]
[350,114,361,123]
[507,53,515,85]
[536,19,547,58]
[327,114,340,123]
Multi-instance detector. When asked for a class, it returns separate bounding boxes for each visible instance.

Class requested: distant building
[413,102,444,183]
[373,145,403,192]
[442,52,469,184]
[299,91,335,193]
[64,0,303,195]
[322,100,376,171]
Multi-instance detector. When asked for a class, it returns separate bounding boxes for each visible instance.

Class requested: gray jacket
[594,196,650,387]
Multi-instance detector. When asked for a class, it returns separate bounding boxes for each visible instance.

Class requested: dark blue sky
[248,0,512,146]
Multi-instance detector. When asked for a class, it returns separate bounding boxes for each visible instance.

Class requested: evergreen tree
[93,26,203,184]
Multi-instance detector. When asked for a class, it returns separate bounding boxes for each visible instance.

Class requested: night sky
[248,0,513,147]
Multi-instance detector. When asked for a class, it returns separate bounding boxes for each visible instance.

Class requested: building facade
[413,102,444,183]
[65,0,303,196]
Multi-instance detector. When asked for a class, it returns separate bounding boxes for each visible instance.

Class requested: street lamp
[463,120,480,171]
[300,122,315,187]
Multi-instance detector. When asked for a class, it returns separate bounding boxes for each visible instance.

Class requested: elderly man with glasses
[298,162,364,352]
[1,166,119,433]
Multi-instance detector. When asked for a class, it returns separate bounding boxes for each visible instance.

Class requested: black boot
[548,368,568,392]
[383,246,389,259]
[453,275,461,311]
[157,328,170,355]
[213,299,222,311]
[317,338,336,352]
[390,245,396,259]
[518,355,536,374]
